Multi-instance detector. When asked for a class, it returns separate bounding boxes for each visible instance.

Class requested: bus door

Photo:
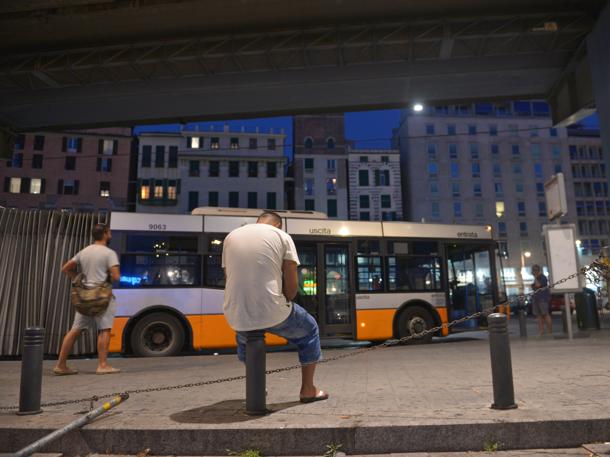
[445,243,495,330]
[295,242,354,338]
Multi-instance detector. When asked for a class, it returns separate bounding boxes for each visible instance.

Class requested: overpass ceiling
[0,0,606,129]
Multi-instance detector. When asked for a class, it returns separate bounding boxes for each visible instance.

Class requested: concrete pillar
[587,2,610,194]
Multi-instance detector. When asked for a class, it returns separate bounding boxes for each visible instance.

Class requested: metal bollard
[518,308,527,338]
[244,330,267,415]
[487,314,517,410]
[18,327,45,415]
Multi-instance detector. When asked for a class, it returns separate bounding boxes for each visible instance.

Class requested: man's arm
[109,265,120,282]
[282,260,298,301]
[61,260,78,280]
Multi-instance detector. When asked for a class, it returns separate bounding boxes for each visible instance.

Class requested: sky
[134,109,599,159]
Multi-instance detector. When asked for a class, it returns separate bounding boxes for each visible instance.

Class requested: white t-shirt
[222,223,300,331]
[72,244,120,288]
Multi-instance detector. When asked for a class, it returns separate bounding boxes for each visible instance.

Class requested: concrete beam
[0,53,565,131]
[548,45,595,127]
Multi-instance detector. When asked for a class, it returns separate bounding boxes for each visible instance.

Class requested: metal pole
[488,313,517,410]
[564,293,573,340]
[18,327,45,415]
[13,393,129,457]
[518,308,527,338]
[245,330,267,415]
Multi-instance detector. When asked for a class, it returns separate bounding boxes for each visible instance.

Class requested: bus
[108,208,507,356]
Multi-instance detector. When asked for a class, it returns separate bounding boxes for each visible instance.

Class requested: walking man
[222,211,328,403]
[54,223,121,375]
[531,264,552,336]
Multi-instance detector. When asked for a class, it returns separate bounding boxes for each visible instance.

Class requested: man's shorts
[72,299,116,331]
[532,299,550,317]
[236,303,322,365]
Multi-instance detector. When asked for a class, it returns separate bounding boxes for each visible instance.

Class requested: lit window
[99,181,110,198]
[9,177,21,193]
[210,137,220,149]
[140,183,150,200]
[230,138,239,149]
[30,178,42,194]
[191,137,200,149]
[326,178,337,195]
[154,183,163,199]
[496,201,505,217]
[102,139,114,155]
[168,181,177,200]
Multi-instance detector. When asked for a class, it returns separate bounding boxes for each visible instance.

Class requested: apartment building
[0,128,132,212]
[136,126,286,213]
[394,101,577,292]
[347,147,402,220]
[293,114,348,219]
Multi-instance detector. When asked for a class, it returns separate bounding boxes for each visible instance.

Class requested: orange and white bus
[108,208,506,356]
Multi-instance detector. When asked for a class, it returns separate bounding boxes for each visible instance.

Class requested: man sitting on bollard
[222,211,328,403]
[54,223,121,376]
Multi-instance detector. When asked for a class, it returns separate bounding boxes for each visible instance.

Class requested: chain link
[2,260,608,412]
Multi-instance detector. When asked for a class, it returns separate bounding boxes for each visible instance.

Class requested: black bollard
[18,327,45,415]
[518,308,527,338]
[487,314,517,410]
[244,330,267,415]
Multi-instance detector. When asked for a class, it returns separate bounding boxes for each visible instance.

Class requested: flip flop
[300,390,329,403]
[53,367,78,376]
[96,367,121,375]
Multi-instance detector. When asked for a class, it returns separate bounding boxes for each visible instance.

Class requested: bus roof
[110,210,493,240]
[190,207,327,219]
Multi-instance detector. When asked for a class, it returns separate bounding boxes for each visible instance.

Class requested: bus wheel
[130,312,185,357]
[397,306,434,344]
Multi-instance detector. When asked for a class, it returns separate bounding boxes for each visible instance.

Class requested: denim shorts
[236,303,322,365]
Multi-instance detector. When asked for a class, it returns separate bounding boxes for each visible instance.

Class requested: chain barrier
[2,259,609,413]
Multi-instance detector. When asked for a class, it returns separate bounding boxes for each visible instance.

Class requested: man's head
[532,264,541,276]
[257,211,282,229]
[92,223,111,244]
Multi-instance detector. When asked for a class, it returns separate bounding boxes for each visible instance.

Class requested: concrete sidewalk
[2,314,610,456]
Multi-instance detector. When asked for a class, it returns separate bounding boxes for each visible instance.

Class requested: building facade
[567,127,608,263]
[395,101,577,292]
[293,114,349,219]
[347,147,402,220]
[136,126,286,214]
[0,128,132,212]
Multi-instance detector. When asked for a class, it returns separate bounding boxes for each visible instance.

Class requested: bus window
[387,256,441,291]
[356,256,383,291]
[204,235,226,288]
[125,234,198,253]
[120,254,201,287]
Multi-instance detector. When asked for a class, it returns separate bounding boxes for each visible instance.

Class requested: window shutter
[98,139,104,155]
[108,158,112,172]
[113,139,118,155]
[74,180,80,195]
[77,138,82,153]
[41,178,46,194]
[187,137,192,148]
[62,137,67,152]
[57,179,64,194]
[96,158,101,171]
[3,177,9,192]
[177,179,181,194]
[374,169,380,186]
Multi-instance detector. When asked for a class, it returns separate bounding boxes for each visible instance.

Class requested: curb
[3,418,610,455]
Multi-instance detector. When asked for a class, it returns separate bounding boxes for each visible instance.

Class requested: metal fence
[0,208,108,356]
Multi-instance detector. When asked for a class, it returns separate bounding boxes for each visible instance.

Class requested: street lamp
[413,103,424,112]
[519,251,532,294]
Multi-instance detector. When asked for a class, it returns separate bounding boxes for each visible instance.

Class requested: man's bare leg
[537,316,545,335]
[545,314,553,334]
[96,329,114,371]
[300,363,323,398]
[55,328,82,371]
